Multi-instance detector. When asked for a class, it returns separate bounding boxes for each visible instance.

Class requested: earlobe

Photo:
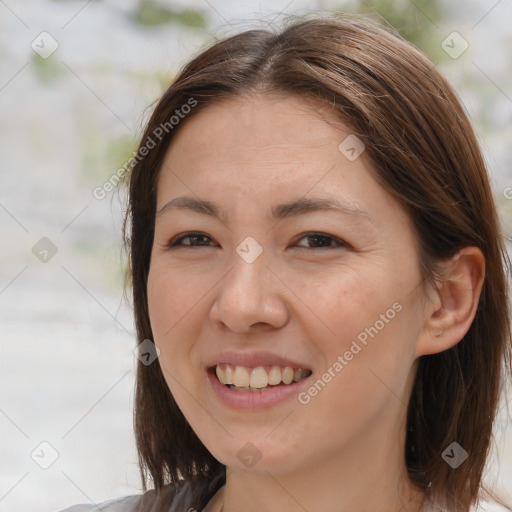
[415,247,485,357]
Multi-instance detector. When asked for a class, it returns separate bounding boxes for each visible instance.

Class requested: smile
[213,364,313,391]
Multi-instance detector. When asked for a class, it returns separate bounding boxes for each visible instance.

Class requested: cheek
[293,264,399,346]
[147,263,202,340]
[147,266,195,378]
[147,267,203,422]
[295,316,416,453]
[146,263,214,401]
[299,267,418,402]
[322,305,418,427]
[147,267,173,332]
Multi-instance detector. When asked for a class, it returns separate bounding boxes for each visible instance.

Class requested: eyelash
[164,231,348,251]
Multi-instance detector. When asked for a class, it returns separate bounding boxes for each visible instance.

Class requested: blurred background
[1,1,511,511]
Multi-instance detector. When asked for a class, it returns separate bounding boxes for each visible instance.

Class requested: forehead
[175,93,346,152]
[159,93,362,185]
[155,93,404,229]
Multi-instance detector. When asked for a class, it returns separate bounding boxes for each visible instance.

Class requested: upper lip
[205,351,312,370]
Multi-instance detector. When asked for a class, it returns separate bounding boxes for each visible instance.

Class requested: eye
[164,231,348,250]
[294,232,347,249]
[165,232,215,249]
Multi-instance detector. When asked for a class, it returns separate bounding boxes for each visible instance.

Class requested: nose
[209,250,290,333]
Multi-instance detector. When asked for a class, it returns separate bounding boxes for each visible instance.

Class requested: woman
[61,13,512,512]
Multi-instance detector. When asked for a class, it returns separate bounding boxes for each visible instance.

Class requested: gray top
[57,474,510,512]
[58,472,225,512]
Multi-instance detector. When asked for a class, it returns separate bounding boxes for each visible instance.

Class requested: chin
[208,436,303,476]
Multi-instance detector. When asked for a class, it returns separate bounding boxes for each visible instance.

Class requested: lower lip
[207,369,312,409]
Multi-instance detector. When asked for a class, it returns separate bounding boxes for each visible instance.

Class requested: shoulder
[57,493,142,512]
[56,480,186,512]
[57,471,226,512]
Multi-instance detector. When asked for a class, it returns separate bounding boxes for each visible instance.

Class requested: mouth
[210,364,313,392]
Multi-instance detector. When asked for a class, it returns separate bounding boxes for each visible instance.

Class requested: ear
[415,247,485,357]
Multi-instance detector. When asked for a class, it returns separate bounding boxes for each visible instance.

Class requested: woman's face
[147,93,430,476]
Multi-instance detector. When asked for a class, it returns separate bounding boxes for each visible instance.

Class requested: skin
[147,92,484,512]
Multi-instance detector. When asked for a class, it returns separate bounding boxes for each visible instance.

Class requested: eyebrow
[157,196,373,224]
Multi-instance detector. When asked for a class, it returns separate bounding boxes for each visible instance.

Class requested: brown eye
[166,232,215,249]
[295,232,347,249]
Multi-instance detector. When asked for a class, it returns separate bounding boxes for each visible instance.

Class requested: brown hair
[123,13,512,511]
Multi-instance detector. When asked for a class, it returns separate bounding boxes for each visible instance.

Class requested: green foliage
[106,133,139,181]
[341,0,446,62]
[134,1,207,29]
[31,53,66,83]
[81,125,138,186]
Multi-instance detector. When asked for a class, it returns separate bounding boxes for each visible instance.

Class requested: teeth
[215,365,226,383]
[282,367,294,385]
[215,364,311,389]
[224,364,234,385]
[250,367,268,388]
[268,365,282,385]
[233,366,250,387]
